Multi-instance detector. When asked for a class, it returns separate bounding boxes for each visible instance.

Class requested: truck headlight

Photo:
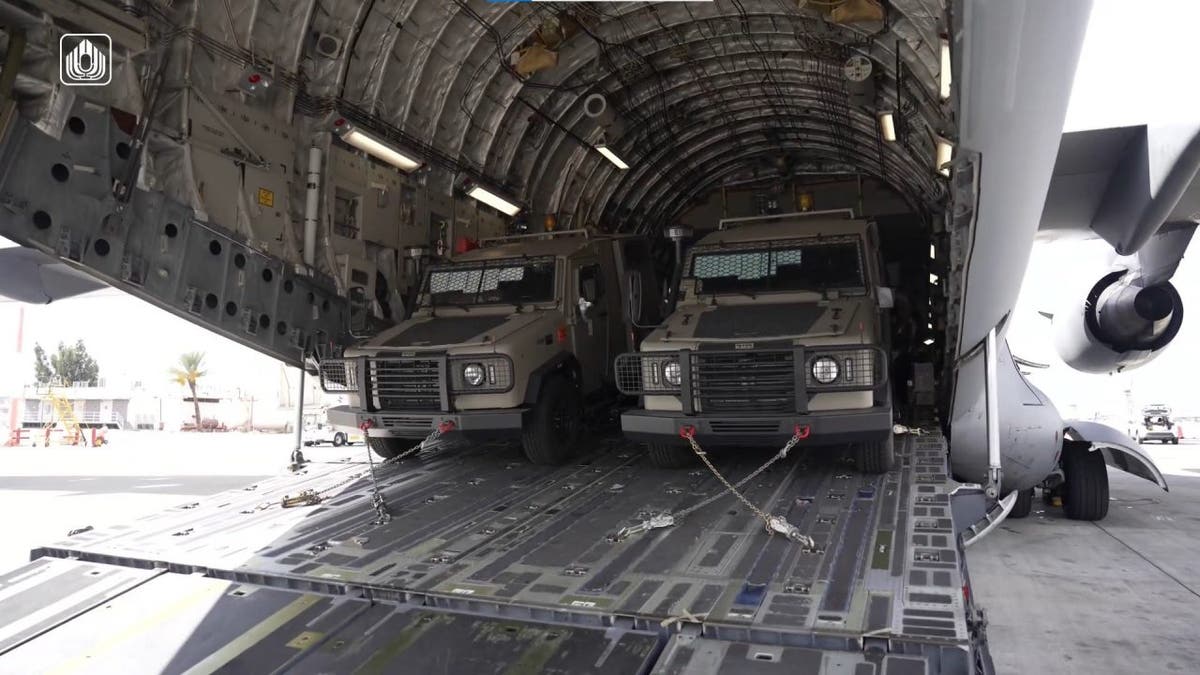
[462,363,485,387]
[811,356,840,384]
[662,359,682,386]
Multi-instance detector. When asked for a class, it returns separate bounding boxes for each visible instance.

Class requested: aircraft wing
[0,245,107,303]
[1040,124,1200,254]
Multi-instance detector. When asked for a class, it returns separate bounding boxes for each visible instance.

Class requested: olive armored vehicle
[617,212,895,470]
[323,230,659,464]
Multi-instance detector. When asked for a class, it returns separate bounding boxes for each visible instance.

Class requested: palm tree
[170,352,206,430]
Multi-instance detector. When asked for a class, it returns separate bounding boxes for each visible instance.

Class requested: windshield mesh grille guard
[424,256,558,307]
[686,236,866,296]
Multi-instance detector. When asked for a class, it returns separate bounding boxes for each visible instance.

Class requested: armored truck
[321,230,659,464]
[616,212,896,470]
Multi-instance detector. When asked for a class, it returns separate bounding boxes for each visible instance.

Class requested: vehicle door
[570,256,612,393]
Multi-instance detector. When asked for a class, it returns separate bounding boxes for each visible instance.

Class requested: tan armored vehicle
[322,230,659,464]
[616,212,895,471]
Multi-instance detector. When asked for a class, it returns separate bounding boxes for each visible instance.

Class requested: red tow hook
[437,420,457,434]
[793,424,811,440]
[359,419,375,433]
[678,425,697,440]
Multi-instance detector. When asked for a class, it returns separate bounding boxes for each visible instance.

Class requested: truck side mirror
[877,286,895,309]
[625,270,644,324]
[581,277,598,302]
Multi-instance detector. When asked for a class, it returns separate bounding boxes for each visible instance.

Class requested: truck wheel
[522,375,582,465]
[1063,443,1109,521]
[333,432,347,447]
[368,437,409,461]
[646,442,694,469]
[855,436,895,474]
[1009,488,1035,519]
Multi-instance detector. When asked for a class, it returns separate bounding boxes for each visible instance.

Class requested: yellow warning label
[257,187,275,207]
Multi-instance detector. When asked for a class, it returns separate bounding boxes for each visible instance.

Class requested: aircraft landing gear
[1008,488,1034,519]
[1062,440,1109,521]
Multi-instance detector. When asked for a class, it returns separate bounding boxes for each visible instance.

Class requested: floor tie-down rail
[8,434,993,674]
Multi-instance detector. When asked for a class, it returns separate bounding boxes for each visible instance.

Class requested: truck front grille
[693,351,795,414]
[369,358,443,411]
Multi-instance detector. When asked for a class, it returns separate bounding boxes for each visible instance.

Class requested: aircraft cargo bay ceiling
[67,0,951,232]
[0,0,954,366]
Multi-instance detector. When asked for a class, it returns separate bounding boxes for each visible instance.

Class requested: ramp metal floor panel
[0,559,660,674]
[16,434,983,673]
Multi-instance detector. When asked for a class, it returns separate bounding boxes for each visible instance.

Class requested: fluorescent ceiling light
[935,137,953,177]
[929,273,939,284]
[929,243,936,259]
[333,119,422,172]
[467,185,522,216]
[927,323,934,330]
[939,38,952,100]
[924,338,935,346]
[596,144,629,170]
[878,112,896,142]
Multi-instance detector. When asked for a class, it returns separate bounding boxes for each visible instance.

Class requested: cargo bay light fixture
[877,111,897,143]
[463,180,523,217]
[595,142,629,170]
[331,117,423,173]
[939,36,952,100]
[934,136,954,177]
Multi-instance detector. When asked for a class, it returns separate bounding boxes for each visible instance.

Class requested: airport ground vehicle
[616,212,895,470]
[322,230,660,464]
[1135,405,1180,444]
[302,412,361,447]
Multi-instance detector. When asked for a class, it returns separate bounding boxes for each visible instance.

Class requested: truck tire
[521,375,582,465]
[333,432,347,447]
[1009,487,1034,519]
[646,442,694,469]
[368,437,409,461]
[855,436,894,474]
[1063,443,1109,521]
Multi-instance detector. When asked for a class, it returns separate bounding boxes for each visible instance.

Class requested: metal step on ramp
[5,433,991,674]
[0,102,352,367]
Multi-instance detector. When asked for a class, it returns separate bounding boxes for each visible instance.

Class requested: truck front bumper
[328,405,527,440]
[621,406,893,446]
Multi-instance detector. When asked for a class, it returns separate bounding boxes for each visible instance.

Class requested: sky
[0,292,295,401]
[1,1,1197,418]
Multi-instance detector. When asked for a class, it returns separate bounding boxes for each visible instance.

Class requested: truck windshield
[689,238,865,295]
[424,257,556,307]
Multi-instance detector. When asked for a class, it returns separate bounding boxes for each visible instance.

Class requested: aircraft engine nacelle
[1053,271,1183,374]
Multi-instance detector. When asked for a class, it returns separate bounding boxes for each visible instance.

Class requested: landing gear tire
[1172,438,1180,445]
[646,442,694,469]
[368,437,409,461]
[1063,442,1109,521]
[1009,487,1035,519]
[521,375,582,465]
[855,436,895,474]
[333,432,347,447]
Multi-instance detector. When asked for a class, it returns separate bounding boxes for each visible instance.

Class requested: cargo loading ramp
[4,433,989,674]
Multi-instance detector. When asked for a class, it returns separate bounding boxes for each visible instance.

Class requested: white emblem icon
[60,34,112,86]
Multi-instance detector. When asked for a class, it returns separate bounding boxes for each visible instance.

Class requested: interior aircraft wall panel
[187,94,294,256]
